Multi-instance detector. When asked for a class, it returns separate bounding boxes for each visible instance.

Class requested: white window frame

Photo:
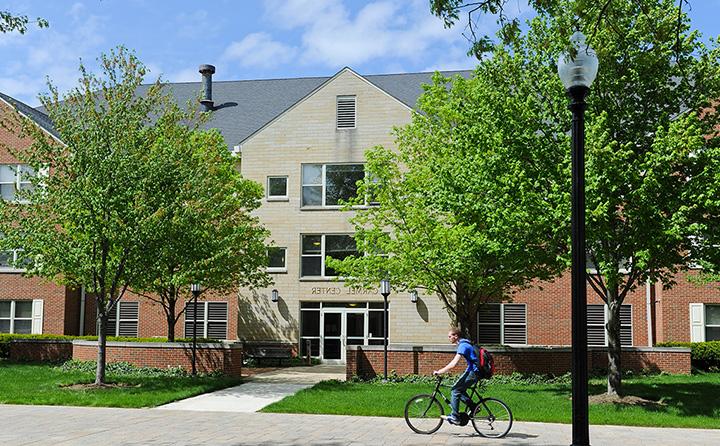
[301,163,369,208]
[691,303,720,342]
[106,301,139,337]
[0,299,42,334]
[587,304,633,347]
[477,303,527,345]
[300,234,357,279]
[267,246,287,273]
[266,175,289,201]
[184,301,228,339]
[0,164,37,203]
[336,95,357,129]
[0,248,27,272]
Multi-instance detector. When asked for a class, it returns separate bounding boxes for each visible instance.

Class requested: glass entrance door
[322,312,343,361]
[320,309,369,363]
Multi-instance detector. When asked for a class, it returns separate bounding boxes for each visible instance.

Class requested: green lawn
[262,373,720,429]
[0,361,243,408]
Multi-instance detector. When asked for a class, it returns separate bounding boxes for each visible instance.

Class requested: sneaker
[442,414,460,425]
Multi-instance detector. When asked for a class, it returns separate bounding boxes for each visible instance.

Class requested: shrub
[350,370,572,385]
[56,359,192,377]
[657,341,720,371]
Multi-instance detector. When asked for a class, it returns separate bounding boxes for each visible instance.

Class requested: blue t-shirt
[457,339,479,373]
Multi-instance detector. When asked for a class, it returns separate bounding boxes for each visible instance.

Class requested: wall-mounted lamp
[271,289,279,303]
[410,290,418,304]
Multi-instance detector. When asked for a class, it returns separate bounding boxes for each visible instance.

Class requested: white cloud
[165,67,199,83]
[262,0,475,69]
[0,6,107,105]
[222,32,297,69]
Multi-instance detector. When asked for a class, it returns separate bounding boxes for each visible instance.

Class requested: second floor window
[302,163,365,207]
[0,164,35,201]
[301,234,357,278]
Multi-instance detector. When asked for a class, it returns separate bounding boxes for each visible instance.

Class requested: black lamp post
[558,31,598,446]
[190,283,202,376]
[380,278,391,380]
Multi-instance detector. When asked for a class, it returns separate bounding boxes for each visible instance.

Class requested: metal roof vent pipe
[199,64,215,112]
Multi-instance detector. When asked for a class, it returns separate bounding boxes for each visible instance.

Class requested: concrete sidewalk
[2,404,718,445]
[157,364,345,412]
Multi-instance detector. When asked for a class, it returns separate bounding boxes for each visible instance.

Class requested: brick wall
[655,270,720,342]
[8,339,73,362]
[81,291,240,341]
[72,340,243,376]
[0,273,74,335]
[346,345,691,379]
[514,271,650,347]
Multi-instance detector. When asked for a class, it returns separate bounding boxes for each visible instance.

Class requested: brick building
[1,67,719,363]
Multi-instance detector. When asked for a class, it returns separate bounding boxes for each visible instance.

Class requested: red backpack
[475,345,495,379]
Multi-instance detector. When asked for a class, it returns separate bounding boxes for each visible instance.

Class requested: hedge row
[657,341,720,370]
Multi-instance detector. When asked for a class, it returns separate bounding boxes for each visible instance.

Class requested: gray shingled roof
[32,69,473,147]
[140,69,473,147]
[0,92,60,140]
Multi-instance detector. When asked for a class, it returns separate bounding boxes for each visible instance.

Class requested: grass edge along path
[262,372,720,429]
[0,360,243,408]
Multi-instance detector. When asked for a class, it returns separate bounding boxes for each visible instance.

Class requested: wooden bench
[242,342,293,366]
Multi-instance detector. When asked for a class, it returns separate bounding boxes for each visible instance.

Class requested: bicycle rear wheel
[471,397,513,438]
[404,394,444,434]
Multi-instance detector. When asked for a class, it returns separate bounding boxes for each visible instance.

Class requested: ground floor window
[184,301,228,339]
[106,301,139,337]
[587,304,633,347]
[477,303,527,345]
[0,299,42,334]
[300,301,387,360]
[690,303,720,342]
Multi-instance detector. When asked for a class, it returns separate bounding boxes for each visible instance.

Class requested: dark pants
[451,370,478,415]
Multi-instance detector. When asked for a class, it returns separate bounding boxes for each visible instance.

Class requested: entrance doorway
[300,302,387,363]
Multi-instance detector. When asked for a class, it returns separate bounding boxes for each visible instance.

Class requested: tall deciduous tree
[447,0,719,395]
[0,47,196,384]
[132,123,270,341]
[327,67,570,337]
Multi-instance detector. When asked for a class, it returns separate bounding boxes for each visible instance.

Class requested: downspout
[646,279,654,346]
[79,285,86,336]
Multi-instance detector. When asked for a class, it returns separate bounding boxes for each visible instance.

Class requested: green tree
[465,0,719,395]
[0,10,48,34]
[0,47,195,384]
[327,68,570,337]
[131,123,270,341]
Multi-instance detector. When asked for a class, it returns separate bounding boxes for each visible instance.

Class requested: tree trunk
[606,289,622,396]
[96,313,108,385]
[166,298,176,342]
[454,283,475,341]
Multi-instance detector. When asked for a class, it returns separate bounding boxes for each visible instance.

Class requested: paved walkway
[2,404,718,445]
[157,364,346,412]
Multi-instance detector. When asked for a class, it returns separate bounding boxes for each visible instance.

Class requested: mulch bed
[60,382,139,390]
[588,393,666,407]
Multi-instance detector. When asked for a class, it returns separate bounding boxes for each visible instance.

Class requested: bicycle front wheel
[472,397,513,438]
[404,394,444,434]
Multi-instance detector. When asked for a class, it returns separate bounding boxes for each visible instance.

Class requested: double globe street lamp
[557,31,599,446]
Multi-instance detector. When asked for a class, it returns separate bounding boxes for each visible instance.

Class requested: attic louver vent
[337,95,356,129]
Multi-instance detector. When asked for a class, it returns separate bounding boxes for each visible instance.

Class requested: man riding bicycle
[432,327,478,425]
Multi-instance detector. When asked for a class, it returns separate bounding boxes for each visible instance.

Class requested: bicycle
[404,374,513,438]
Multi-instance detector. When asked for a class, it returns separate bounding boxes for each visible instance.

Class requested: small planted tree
[132,121,270,341]
[0,47,191,384]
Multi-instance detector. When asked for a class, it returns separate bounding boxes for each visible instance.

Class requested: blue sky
[1,0,719,106]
